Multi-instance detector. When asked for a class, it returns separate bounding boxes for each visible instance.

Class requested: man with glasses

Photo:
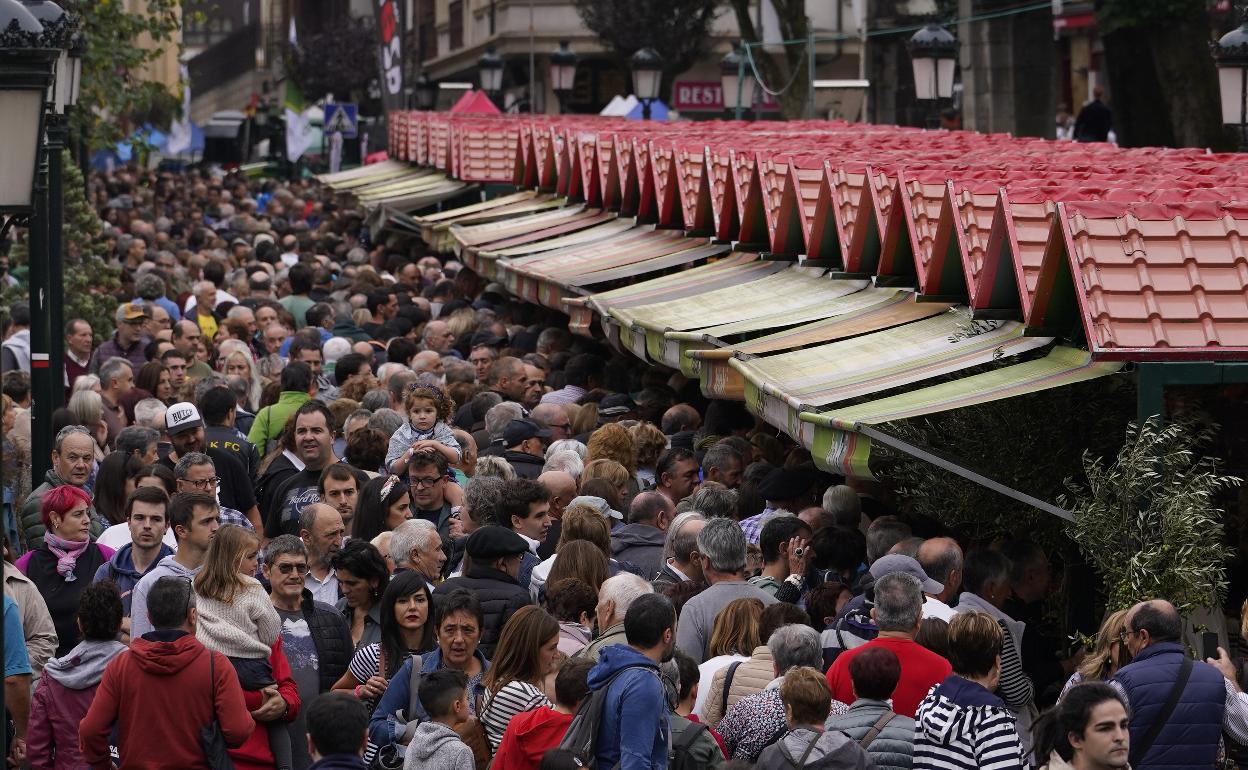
[263,534,353,770]
[529,403,572,444]
[18,425,103,553]
[129,492,222,639]
[161,402,261,531]
[89,302,150,374]
[407,450,463,543]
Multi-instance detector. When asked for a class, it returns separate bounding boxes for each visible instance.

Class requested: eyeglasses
[276,562,309,575]
[1118,630,1138,644]
[184,477,221,489]
[409,476,442,488]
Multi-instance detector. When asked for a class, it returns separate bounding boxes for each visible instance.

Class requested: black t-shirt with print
[263,462,369,538]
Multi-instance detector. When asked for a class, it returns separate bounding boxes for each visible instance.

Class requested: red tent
[448,90,502,115]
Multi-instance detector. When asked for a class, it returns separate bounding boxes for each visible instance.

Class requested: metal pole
[807,33,815,119]
[29,134,51,488]
[1240,63,1248,152]
[735,49,745,120]
[529,0,535,114]
[47,118,66,410]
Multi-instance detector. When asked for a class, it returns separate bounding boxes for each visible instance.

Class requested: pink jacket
[28,639,127,770]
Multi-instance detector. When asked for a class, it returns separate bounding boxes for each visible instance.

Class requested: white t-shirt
[923,595,957,621]
[96,523,177,551]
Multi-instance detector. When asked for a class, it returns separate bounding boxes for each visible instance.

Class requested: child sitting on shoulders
[387,383,462,475]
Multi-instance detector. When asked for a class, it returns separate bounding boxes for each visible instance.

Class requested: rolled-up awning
[792,346,1125,492]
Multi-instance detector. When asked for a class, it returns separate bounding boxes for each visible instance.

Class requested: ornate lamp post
[478,45,504,106]
[1213,6,1248,152]
[414,71,437,111]
[550,40,577,114]
[630,47,662,120]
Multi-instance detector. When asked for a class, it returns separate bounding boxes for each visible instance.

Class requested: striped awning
[791,346,1125,480]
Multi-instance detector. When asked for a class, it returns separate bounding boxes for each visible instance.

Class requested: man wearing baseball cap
[89,302,151,374]
[159,402,261,531]
[500,418,549,480]
[432,526,533,658]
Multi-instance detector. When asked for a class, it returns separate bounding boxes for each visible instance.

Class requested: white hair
[71,375,100,395]
[543,450,584,481]
[598,572,654,623]
[389,519,440,569]
[375,361,405,384]
[324,336,352,365]
[546,439,587,459]
[133,398,167,431]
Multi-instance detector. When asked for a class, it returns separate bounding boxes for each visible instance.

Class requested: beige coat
[700,645,775,728]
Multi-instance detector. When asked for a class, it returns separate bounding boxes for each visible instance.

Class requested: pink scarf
[44,532,90,581]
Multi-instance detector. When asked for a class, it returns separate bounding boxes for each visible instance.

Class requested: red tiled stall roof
[382,112,1248,360]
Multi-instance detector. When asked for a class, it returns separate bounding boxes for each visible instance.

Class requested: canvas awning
[790,347,1125,503]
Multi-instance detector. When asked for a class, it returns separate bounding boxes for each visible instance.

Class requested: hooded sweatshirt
[753,726,874,770]
[913,675,1024,770]
[610,524,665,581]
[402,721,475,770]
[587,644,669,770]
[92,542,175,615]
[129,555,203,640]
[491,706,574,770]
[27,638,127,770]
[79,630,254,769]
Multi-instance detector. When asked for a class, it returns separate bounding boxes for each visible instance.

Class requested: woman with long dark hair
[331,539,391,649]
[351,475,412,543]
[92,452,143,526]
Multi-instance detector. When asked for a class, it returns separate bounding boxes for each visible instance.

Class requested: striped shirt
[481,680,551,753]
[913,679,1024,770]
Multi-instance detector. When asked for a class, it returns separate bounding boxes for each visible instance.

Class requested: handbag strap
[1129,655,1193,767]
[207,650,218,722]
[858,711,896,750]
[793,732,823,768]
[720,661,744,717]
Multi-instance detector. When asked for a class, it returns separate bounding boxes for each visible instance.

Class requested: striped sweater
[914,675,1025,770]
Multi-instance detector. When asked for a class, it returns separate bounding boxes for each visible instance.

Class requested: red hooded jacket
[227,636,301,770]
[79,631,254,769]
[491,706,574,770]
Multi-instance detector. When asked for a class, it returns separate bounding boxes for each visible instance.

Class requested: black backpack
[558,665,655,769]
[669,721,711,770]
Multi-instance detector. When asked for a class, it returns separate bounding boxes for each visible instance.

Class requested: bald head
[538,471,577,518]
[1126,599,1182,651]
[918,537,963,602]
[629,490,674,529]
[661,403,701,435]
[412,350,443,376]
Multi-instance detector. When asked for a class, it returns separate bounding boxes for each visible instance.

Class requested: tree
[574,0,721,104]
[1095,0,1228,149]
[726,0,809,120]
[286,16,380,110]
[4,153,121,340]
[1061,419,1240,616]
[60,0,181,151]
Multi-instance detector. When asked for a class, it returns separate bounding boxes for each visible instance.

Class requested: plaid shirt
[219,506,254,532]
[738,508,777,546]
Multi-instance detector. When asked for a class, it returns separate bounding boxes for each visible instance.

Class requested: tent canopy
[449,90,503,115]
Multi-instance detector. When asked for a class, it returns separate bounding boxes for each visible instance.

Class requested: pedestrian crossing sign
[323,103,358,138]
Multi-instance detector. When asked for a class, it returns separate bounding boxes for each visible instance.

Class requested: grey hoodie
[402,721,475,770]
[753,726,875,770]
[609,523,665,580]
[129,555,203,639]
[43,639,127,689]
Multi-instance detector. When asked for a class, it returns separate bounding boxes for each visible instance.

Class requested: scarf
[44,532,90,581]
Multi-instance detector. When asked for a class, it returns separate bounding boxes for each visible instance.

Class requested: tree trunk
[728,0,810,120]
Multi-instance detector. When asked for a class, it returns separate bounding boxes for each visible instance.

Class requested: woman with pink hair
[16,485,114,657]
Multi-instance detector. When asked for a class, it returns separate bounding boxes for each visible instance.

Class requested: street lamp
[906,22,958,101]
[630,47,662,120]
[478,44,504,103]
[550,40,577,113]
[1212,6,1248,152]
[414,72,437,110]
[0,0,57,216]
[721,42,755,120]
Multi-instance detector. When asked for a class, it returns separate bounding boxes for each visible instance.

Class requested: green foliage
[876,376,1134,550]
[1060,419,1240,615]
[286,16,379,108]
[573,0,721,103]
[1095,0,1206,37]
[62,0,182,150]
[5,152,121,339]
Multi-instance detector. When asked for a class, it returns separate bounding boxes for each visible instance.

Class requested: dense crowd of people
[2,166,1247,770]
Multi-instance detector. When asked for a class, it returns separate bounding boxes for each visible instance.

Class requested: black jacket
[501,449,544,480]
[433,564,532,659]
[205,425,261,480]
[300,589,354,693]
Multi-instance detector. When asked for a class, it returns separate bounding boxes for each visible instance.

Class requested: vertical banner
[373,0,405,113]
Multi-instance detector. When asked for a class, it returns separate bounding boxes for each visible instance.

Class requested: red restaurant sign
[672,81,780,112]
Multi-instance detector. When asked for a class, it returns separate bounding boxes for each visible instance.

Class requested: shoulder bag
[1128,655,1193,768]
[201,652,236,770]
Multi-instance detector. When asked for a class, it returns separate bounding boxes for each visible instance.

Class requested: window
[449,0,463,50]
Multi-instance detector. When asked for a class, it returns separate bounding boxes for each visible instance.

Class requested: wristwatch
[785,573,805,588]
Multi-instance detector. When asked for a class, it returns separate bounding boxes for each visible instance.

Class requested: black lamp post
[630,47,662,120]
[550,40,577,114]
[907,21,957,127]
[414,71,437,111]
[1,0,61,485]
[721,42,755,120]
[478,44,504,106]
[1213,6,1248,152]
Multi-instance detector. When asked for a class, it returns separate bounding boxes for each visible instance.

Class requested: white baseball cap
[165,402,203,435]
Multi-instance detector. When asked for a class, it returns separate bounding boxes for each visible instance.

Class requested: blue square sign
[323,103,358,138]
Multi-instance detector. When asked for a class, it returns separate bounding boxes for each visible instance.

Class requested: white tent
[599,95,638,117]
